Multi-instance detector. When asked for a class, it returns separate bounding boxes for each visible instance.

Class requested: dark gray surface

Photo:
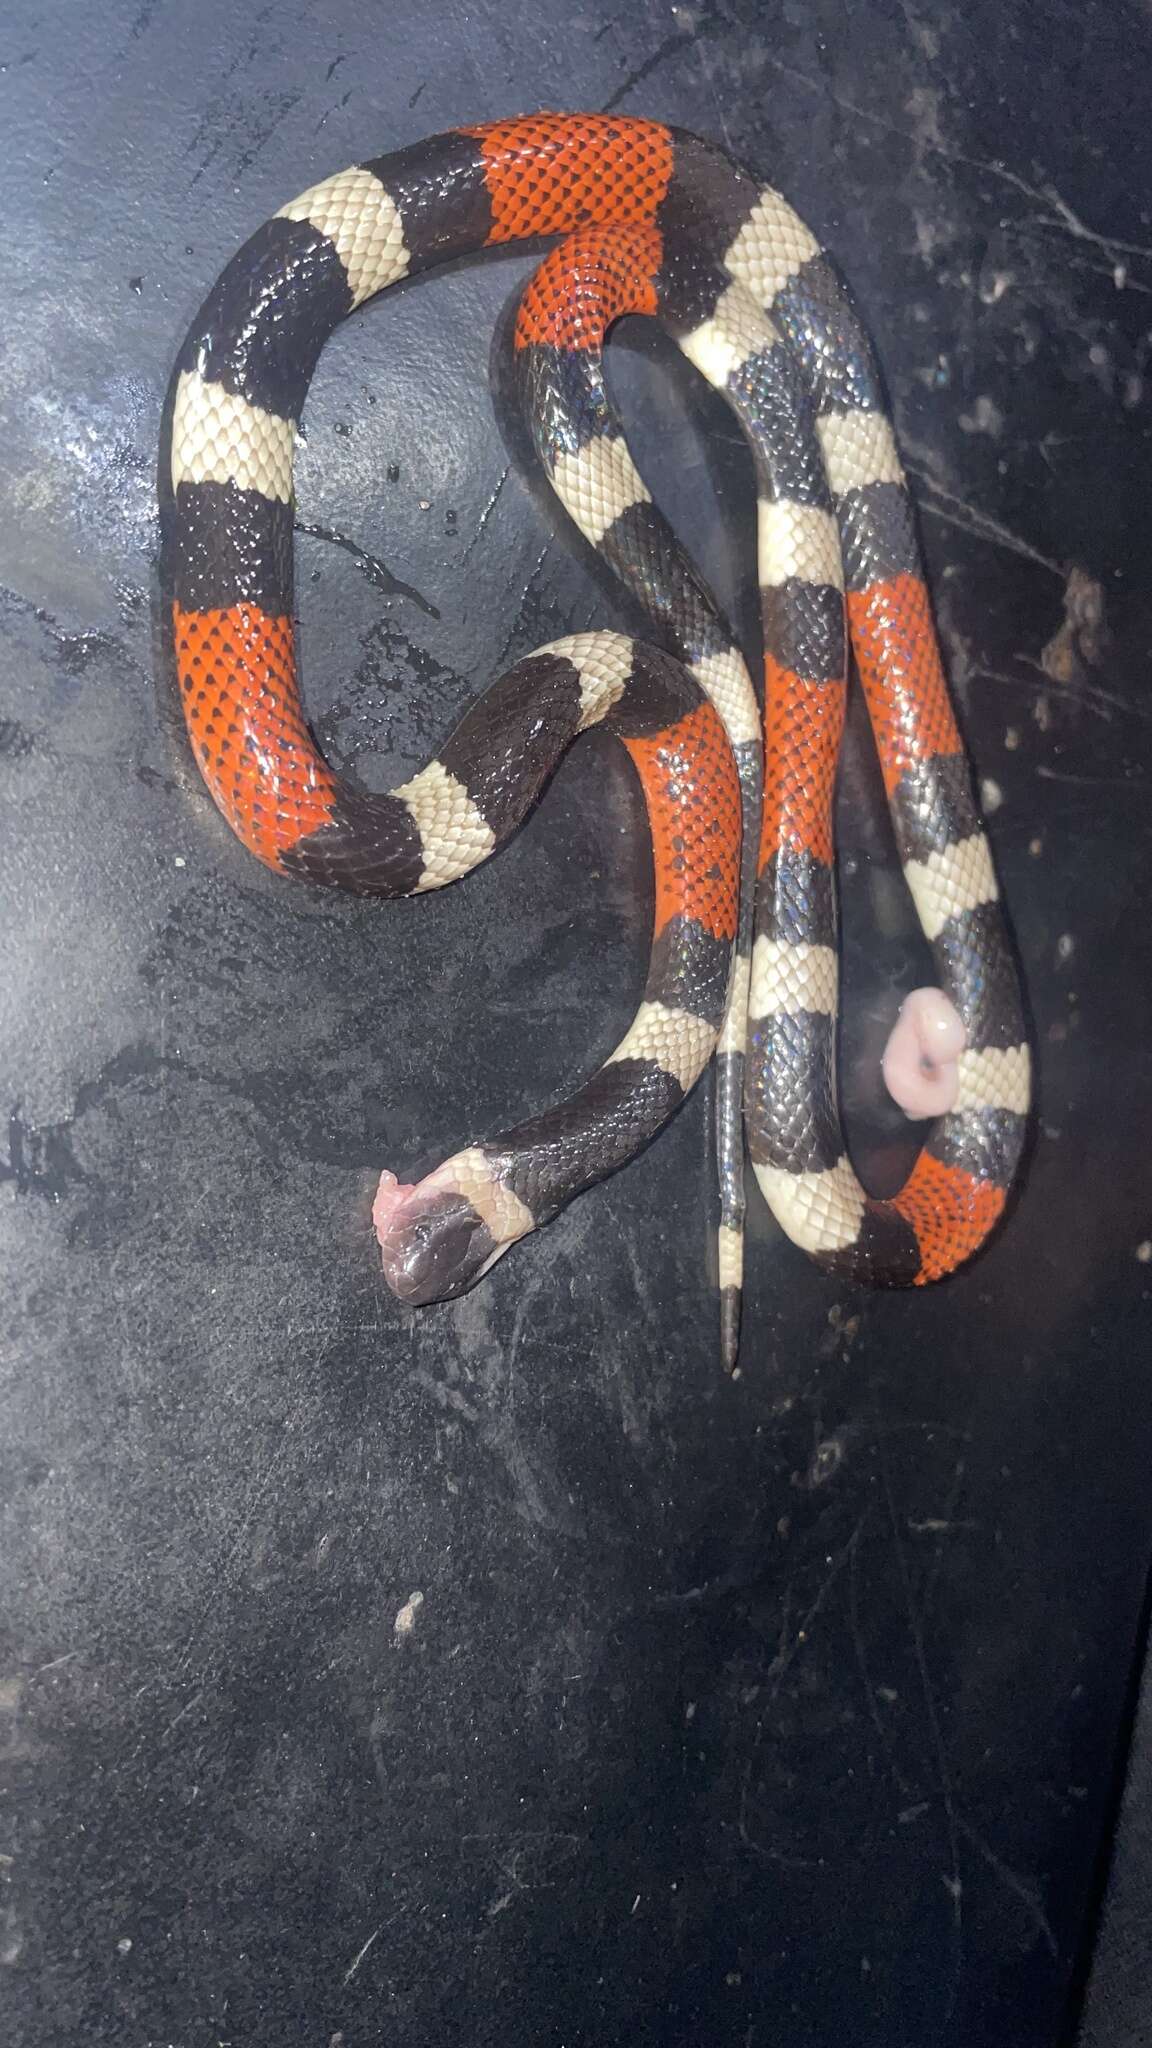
[1078,1594,1152,2048]
[3,2,1151,2043]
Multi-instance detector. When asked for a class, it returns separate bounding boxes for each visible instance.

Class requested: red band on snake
[162,112,1030,1366]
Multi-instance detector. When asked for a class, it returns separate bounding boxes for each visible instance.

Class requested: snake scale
[161,113,1030,1365]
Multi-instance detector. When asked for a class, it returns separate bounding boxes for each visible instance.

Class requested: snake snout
[376,1186,498,1306]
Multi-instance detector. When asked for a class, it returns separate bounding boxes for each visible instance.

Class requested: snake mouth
[374,1177,500,1306]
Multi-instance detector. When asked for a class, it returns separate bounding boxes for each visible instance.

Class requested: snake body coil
[162,114,1030,1361]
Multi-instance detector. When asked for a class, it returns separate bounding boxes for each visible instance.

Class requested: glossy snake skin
[162,113,1030,1365]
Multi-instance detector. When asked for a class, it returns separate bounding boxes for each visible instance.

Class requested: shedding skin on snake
[162,112,1031,1362]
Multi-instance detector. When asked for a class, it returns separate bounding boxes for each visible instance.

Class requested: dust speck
[1043,566,1109,681]
[979,269,1013,305]
[958,394,1003,438]
[394,1590,425,1641]
[807,1434,845,1488]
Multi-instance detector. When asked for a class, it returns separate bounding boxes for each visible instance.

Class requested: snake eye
[376,1187,498,1306]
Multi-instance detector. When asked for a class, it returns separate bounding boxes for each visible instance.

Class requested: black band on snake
[161,112,1030,1367]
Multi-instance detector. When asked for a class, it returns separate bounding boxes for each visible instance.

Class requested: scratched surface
[2,2,1151,2044]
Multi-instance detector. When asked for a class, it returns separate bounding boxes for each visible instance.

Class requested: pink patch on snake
[373,1161,502,1305]
[373,1170,420,1281]
[881,987,966,1119]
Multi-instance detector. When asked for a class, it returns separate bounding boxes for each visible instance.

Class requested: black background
[3,2,1151,2043]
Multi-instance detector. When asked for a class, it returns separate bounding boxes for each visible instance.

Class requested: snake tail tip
[720,1286,742,1373]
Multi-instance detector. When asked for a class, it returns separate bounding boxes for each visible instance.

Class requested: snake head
[373,1162,514,1305]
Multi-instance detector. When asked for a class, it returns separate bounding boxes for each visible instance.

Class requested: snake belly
[162,112,1031,1350]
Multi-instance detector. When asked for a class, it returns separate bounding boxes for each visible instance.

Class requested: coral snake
[161,113,1030,1366]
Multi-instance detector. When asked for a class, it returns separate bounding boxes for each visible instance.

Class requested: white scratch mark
[755,52,1152,268]
[955,1815,1058,1959]
[343,1924,382,1986]
[903,463,1062,576]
